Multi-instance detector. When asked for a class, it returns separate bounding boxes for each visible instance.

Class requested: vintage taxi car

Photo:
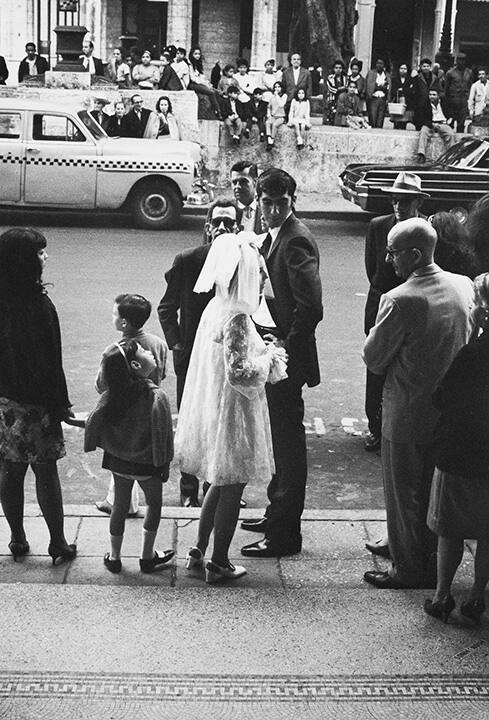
[0,99,207,229]
[338,136,489,218]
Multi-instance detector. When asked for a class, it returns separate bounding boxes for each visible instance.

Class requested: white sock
[110,534,123,561]
[141,529,157,559]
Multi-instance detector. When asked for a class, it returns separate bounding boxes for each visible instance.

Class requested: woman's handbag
[388,90,413,123]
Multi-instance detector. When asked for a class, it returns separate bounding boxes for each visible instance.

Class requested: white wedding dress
[174,293,275,486]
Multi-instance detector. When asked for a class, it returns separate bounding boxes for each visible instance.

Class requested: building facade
[1,1,488,82]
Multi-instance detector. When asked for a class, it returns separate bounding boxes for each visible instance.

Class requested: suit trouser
[417,123,455,156]
[176,366,199,500]
[264,376,307,549]
[365,368,385,438]
[382,437,437,586]
[367,97,387,128]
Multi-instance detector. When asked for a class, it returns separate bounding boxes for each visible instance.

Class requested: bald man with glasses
[363,217,474,589]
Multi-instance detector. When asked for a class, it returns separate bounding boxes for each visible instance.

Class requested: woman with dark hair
[188,46,222,118]
[153,95,181,140]
[389,62,413,129]
[132,49,159,89]
[431,211,479,278]
[158,52,183,91]
[85,340,174,574]
[467,193,489,273]
[0,228,76,564]
[324,59,348,125]
[424,273,489,624]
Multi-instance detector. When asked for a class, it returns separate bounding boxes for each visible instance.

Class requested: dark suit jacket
[106,115,132,137]
[0,56,8,84]
[411,72,444,129]
[158,245,214,375]
[265,214,322,387]
[244,99,268,121]
[365,69,391,101]
[18,55,49,83]
[158,65,183,91]
[364,213,401,334]
[124,107,152,138]
[220,97,248,121]
[89,110,109,131]
[282,66,313,100]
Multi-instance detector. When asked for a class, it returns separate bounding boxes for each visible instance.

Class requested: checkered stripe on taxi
[1,155,191,172]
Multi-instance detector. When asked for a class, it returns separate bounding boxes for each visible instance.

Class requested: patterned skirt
[0,397,65,463]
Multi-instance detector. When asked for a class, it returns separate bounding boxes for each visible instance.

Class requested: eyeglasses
[386,246,418,257]
[210,216,236,230]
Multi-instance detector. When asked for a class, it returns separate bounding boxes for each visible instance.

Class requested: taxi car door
[0,110,23,202]
[24,111,97,206]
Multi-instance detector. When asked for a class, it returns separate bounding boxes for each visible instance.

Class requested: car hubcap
[142,192,168,219]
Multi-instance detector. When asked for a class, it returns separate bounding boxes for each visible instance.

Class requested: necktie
[260,232,272,258]
[244,205,252,219]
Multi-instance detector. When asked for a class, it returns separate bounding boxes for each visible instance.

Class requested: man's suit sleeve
[284,235,323,349]
[363,294,405,375]
[158,255,183,349]
[365,219,378,283]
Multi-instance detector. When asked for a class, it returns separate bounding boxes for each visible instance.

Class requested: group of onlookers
[89,94,181,140]
[324,52,489,157]
[362,171,489,624]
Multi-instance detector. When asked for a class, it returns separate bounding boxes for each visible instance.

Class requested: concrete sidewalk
[1,505,488,719]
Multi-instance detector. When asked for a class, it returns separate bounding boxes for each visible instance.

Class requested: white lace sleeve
[223,313,271,398]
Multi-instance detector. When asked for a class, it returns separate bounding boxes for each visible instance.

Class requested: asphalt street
[0,210,381,510]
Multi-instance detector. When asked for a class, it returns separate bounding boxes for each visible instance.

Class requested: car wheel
[131,181,182,230]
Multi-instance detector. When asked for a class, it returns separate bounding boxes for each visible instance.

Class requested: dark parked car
[339,137,489,218]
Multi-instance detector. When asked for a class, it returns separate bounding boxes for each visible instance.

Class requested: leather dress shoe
[365,540,391,558]
[241,538,301,558]
[240,498,247,508]
[363,570,412,589]
[363,432,381,452]
[240,518,267,533]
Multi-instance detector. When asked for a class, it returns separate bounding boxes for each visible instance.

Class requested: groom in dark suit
[158,199,241,506]
[241,168,323,557]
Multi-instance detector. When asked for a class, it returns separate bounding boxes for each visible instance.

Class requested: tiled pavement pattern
[1,507,488,719]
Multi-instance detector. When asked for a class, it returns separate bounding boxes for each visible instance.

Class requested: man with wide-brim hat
[90,97,110,131]
[362,171,430,548]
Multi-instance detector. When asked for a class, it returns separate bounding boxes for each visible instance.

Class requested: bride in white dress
[174,232,287,583]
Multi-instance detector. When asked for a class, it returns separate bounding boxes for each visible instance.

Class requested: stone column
[433,0,446,54]
[355,0,376,72]
[249,0,279,71]
[167,0,193,51]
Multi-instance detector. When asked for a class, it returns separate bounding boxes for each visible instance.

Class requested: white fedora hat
[381,171,430,198]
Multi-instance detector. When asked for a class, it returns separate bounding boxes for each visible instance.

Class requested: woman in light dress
[174,233,287,584]
[132,50,160,90]
[144,96,181,140]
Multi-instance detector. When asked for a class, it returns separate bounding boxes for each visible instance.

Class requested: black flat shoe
[8,539,30,561]
[104,552,121,574]
[48,543,77,566]
[363,570,411,589]
[461,597,486,623]
[139,550,175,573]
[365,540,391,558]
[424,595,455,623]
[240,518,267,533]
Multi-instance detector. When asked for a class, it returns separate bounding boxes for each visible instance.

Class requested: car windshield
[436,138,489,169]
[77,110,107,140]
